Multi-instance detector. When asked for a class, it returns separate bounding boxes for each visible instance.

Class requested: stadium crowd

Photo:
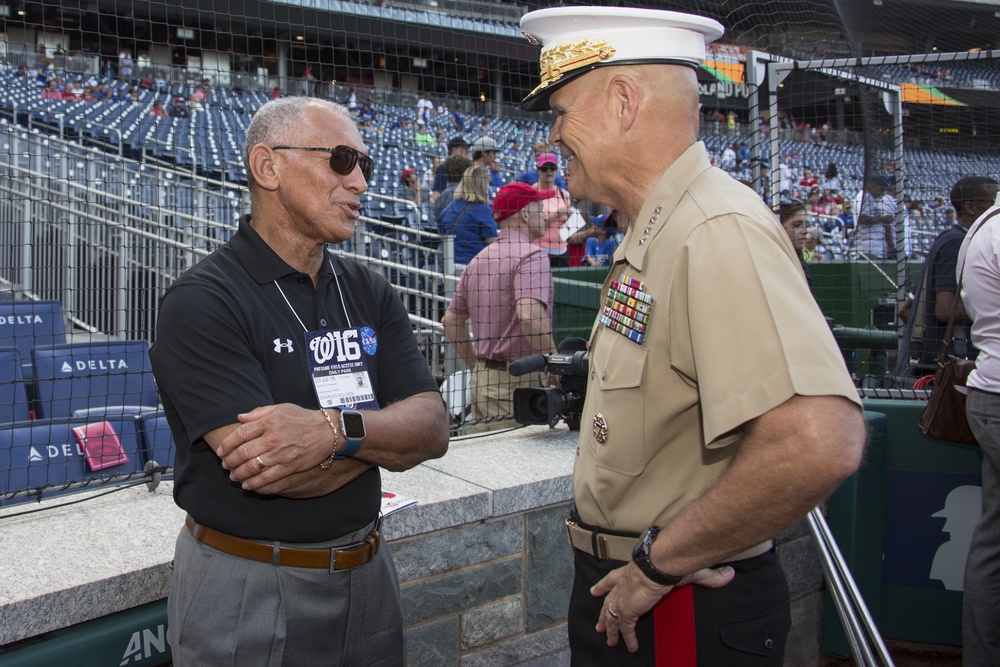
[2,50,996,269]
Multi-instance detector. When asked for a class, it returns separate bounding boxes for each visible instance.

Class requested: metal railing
[0,121,467,503]
[0,122,456,376]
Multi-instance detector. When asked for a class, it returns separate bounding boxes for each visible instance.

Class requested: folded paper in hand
[559,208,588,241]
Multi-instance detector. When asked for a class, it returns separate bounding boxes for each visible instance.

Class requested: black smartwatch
[338,409,366,458]
[632,526,685,586]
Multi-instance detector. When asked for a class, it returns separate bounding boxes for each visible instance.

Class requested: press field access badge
[306,327,378,409]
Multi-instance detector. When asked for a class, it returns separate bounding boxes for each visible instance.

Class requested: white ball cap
[472,136,497,153]
[520,6,724,111]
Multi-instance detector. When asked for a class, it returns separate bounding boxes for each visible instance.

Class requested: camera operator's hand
[546,373,561,389]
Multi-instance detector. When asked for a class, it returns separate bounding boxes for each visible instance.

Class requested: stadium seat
[0,348,31,424]
[31,341,158,419]
[136,410,175,470]
[0,300,68,379]
[0,415,145,505]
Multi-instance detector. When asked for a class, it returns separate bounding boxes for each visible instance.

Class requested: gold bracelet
[318,408,339,470]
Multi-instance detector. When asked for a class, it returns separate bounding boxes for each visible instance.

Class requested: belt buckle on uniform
[566,516,610,559]
[592,532,609,560]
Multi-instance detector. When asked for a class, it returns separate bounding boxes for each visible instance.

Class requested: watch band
[340,435,362,457]
[632,526,685,586]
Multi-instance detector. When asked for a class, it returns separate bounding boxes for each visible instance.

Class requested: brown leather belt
[565,517,773,564]
[478,358,508,370]
[185,515,380,570]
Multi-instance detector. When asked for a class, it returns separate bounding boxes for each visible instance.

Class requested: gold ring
[256,455,268,471]
[608,605,619,619]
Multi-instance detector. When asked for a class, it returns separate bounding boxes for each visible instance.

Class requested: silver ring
[608,605,619,619]
[256,455,268,471]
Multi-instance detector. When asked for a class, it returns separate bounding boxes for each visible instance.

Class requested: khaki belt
[566,517,773,564]
[185,515,380,570]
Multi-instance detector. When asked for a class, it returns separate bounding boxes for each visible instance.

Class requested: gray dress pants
[167,520,406,666]
[964,388,1000,667]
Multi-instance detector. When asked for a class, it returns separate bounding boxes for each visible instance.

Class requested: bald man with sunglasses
[150,97,449,665]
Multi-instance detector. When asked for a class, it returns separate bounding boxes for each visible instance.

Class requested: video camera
[510,337,589,431]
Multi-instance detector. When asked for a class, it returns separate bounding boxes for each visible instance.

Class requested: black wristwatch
[338,409,366,458]
[632,526,685,586]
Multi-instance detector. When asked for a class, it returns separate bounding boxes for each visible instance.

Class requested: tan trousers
[470,362,544,422]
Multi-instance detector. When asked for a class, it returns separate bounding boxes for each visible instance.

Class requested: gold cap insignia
[593,413,609,444]
[527,40,616,98]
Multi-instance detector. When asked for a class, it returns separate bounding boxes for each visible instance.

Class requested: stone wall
[392,497,825,666]
[0,423,829,666]
[397,503,574,666]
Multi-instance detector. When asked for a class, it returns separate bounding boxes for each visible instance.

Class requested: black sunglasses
[538,165,558,172]
[271,145,375,182]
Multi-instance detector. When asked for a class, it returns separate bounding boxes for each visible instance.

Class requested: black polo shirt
[918,224,974,369]
[150,215,438,542]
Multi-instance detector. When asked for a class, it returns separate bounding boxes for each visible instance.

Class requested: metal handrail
[808,508,895,667]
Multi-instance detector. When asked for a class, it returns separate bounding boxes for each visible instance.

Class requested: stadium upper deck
[7,0,1000,109]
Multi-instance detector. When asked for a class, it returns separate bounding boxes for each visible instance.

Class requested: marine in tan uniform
[519,7,866,665]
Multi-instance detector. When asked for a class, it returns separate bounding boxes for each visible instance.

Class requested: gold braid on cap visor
[526,39,617,97]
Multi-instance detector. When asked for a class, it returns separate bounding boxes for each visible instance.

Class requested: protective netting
[1,0,998,502]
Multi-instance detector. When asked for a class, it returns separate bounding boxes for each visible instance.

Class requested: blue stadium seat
[31,341,158,419]
[0,415,145,505]
[0,301,67,379]
[136,410,175,470]
[0,348,30,424]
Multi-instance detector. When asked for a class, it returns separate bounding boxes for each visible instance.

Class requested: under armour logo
[273,338,294,353]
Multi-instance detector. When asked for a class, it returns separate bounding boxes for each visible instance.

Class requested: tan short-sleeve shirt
[573,143,860,534]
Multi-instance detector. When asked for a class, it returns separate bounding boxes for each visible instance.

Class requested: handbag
[918,209,999,445]
[918,349,976,445]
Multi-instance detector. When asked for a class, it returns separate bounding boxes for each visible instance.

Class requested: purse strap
[448,203,474,237]
[939,207,1000,364]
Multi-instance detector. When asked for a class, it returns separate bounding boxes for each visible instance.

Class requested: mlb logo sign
[883,469,983,591]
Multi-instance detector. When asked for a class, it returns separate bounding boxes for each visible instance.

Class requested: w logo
[273,339,294,353]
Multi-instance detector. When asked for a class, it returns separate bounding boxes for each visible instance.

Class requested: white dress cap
[520,6,724,111]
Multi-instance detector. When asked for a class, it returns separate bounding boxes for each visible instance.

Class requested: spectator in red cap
[443,182,558,423]
[169,96,189,118]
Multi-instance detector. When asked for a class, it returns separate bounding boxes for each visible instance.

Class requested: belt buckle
[593,533,609,560]
[565,516,610,560]
[365,528,380,558]
[326,518,383,572]
[371,516,382,556]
